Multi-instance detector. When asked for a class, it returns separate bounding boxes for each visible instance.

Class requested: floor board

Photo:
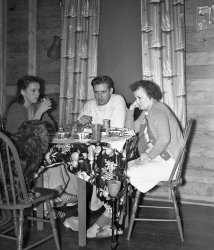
[0,201,214,250]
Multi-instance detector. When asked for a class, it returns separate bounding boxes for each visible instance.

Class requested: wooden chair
[0,131,61,250]
[123,135,139,228]
[126,119,193,242]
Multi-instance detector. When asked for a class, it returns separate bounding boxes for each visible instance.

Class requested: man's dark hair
[130,80,162,101]
[91,75,114,89]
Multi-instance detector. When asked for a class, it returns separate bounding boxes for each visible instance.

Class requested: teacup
[76,132,91,139]
[57,131,71,139]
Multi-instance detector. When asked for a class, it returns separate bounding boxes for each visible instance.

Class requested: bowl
[57,131,71,139]
[108,129,123,137]
[75,132,91,140]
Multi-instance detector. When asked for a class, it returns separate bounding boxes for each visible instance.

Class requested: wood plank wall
[4,0,214,204]
[5,0,60,124]
[0,0,7,116]
[184,0,214,203]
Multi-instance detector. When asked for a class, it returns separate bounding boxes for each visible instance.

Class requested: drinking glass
[107,180,121,197]
[92,124,102,141]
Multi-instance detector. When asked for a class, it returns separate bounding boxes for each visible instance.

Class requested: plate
[50,137,91,144]
[74,139,92,143]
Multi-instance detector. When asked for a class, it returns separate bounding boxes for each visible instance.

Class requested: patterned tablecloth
[40,134,138,228]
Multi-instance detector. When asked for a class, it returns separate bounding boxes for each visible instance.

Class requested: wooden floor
[0,200,214,250]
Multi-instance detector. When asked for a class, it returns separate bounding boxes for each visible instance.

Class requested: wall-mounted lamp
[47,36,61,59]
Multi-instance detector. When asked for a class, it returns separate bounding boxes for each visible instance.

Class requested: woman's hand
[34,98,52,120]
[129,101,139,110]
[134,153,151,165]
[38,98,52,113]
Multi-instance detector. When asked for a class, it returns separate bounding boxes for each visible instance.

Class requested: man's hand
[79,115,92,125]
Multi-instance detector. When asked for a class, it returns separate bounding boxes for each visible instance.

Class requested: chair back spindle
[0,131,29,207]
[168,119,193,184]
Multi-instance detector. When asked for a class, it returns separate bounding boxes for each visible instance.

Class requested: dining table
[39,130,138,247]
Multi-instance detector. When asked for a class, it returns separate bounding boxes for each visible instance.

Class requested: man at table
[78,75,126,128]
[77,75,127,238]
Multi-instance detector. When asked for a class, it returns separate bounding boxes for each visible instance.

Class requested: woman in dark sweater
[5,75,77,210]
[6,75,55,134]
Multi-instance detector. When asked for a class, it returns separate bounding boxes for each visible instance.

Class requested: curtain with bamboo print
[140,0,186,128]
[59,0,100,127]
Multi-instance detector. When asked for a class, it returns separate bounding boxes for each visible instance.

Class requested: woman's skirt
[127,155,175,193]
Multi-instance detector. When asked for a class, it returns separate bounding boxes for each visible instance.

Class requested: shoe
[89,187,103,211]
[87,223,100,238]
[96,225,123,238]
[64,216,78,231]
[44,210,66,219]
[66,200,78,207]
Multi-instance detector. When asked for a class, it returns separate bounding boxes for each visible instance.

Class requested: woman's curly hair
[15,75,45,104]
[130,80,162,101]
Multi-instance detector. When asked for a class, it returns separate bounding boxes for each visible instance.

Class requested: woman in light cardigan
[126,79,183,193]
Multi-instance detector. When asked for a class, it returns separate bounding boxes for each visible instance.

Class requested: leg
[43,166,77,207]
[43,165,66,190]
[89,185,103,211]
[61,168,78,196]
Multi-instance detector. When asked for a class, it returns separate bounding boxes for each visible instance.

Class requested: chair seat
[0,187,57,210]
[158,178,183,187]
[32,187,58,204]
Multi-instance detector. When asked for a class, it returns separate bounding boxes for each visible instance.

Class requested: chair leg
[171,188,184,242]
[13,210,18,237]
[124,190,130,229]
[46,199,61,250]
[127,190,141,240]
[36,174,44,230]
[17,209,24,250]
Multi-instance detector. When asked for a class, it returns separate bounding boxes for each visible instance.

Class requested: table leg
[77,178,86,247]
[37,175,44,230]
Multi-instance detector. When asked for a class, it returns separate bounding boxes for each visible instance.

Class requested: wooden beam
[28,0,37,75]
[0,0,7,116]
